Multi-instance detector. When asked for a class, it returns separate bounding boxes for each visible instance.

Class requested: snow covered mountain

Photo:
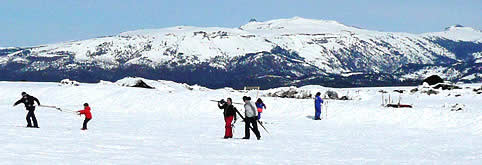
[1,17,481,88]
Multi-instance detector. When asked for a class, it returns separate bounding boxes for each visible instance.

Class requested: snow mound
[59,79,80,86]
[98,80,114,85]
[260,85,359,100]
[263,86,313,99]
[424,25,482,42]
[115,77,155,89]
[113,77,211,92]
[240,17,356,35]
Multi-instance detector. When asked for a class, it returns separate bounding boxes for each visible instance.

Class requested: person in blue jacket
[314,92,323,120]
[255,98,266,120]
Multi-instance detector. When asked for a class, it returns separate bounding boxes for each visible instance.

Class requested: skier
[242,96,261,140]
[255,98,266,121]
[314,92,324,120]
[218,98,237,139]
[13,92,41,128]
[77,103,92,130]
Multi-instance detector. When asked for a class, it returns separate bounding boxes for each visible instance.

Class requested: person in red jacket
[77,103,92,130]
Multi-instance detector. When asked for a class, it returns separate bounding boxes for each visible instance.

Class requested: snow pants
[26,108,38,127]
[315,107,321,120]
[244,117,261,139]
[83,118,91,129]
[224,116,234,137]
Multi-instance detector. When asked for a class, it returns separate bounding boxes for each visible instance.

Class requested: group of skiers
[11,90,323,136]
[217,92,324,139]
[12,92,93,130]
[217,96,266,140]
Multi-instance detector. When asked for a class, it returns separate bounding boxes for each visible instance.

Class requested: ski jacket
[14,95,40,110]
[244,101,257,118]
[218,103,236,118]
[78,106,92,119]
[315,96,323,110]
[255,102,266,112]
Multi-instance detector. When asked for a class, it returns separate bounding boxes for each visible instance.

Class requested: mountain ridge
[1,17,481,89]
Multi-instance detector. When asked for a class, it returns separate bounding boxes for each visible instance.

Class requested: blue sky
[1,0,480,47]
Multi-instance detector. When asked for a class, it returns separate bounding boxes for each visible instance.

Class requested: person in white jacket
[242,96,261,140]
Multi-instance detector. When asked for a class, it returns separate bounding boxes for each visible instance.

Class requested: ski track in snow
[0,81,481,164]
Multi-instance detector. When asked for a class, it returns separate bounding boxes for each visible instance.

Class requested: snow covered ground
[0,80,481,164]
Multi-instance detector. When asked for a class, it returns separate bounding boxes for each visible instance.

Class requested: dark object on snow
[433,83,461,90]
[386,104,413,108]
[325,90,339,99]
[450,104,464,111]
[422,89,439,95]
[393,90,405,93]
[452,108,463,111]
[422,75,444,85]
[410,88,419,93]
[131,80,154,89]
[378,90,388,93]
[454,94,462,97]
[60,79,80,86]
[339,96,350,100]
[473,86,482,94]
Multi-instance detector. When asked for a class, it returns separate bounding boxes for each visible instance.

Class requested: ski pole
[39,105,58,109]
[57,108,77,113]
[325,101,328,119]
[257,119,270,135]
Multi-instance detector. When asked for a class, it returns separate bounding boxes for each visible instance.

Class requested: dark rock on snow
[422,75,444,85]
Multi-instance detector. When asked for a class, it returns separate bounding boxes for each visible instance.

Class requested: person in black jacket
[218,98,237,139]
[13,92,41,128]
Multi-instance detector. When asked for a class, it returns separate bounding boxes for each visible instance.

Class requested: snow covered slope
[1,79,481,164]
[1,17,481,88]
[423,25,482,42]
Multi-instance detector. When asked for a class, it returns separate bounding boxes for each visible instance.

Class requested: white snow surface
[1,80,482,164]
[423,25,482,42]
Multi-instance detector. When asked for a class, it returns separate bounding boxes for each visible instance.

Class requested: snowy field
[0,80,481,164]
